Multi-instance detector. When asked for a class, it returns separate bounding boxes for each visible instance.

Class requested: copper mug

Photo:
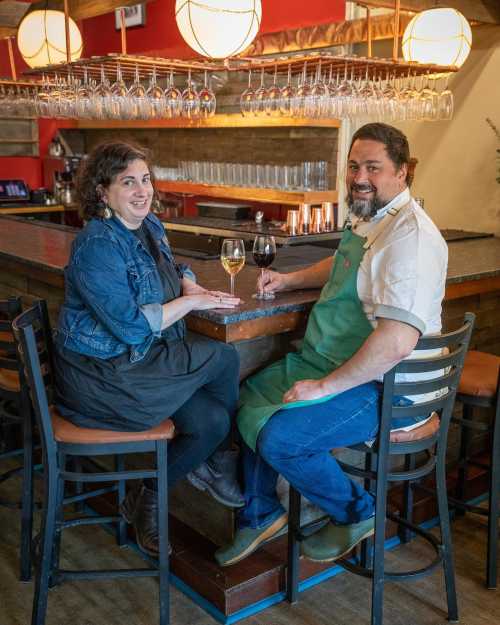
[286,209,299,235]
[311,207,323,233]
[299,203,311,235]
[322,202,335,231]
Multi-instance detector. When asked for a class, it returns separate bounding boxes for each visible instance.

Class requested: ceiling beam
[356,1,500,24]
[0,1,30,28]
[28,0,155,22]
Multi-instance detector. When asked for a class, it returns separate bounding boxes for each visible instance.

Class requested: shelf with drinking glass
[155,180,337,205]
[21,53,223,81]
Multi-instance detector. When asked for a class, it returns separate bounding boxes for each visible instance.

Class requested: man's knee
[257,417,290,465]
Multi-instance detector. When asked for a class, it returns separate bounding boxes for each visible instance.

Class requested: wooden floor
[0,470,498,625]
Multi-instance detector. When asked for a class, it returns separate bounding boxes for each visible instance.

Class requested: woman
[54,141,244,556]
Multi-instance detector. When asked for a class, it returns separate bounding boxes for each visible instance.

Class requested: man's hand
[257,270,289,296]
[283,379,329,403]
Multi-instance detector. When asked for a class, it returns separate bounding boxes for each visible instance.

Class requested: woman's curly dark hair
[76,141,156,220]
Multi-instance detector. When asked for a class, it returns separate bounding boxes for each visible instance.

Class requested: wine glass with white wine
[220,239,245,297]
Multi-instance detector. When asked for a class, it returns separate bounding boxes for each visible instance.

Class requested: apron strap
[363,199,412,250]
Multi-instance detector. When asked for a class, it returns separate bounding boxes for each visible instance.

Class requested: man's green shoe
[301,516,375,562]
[215,513,288,567]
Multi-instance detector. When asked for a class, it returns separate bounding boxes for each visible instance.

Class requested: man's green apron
[238,203,407,451]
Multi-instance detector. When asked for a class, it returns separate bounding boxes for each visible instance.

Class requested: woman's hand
[182,279,240,304]
[257,270,289,296]
[283,379,330,403]
[187,292,241,311]
[182,277,207,296]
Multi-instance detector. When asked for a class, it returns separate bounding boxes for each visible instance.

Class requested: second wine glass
[253,235,276,300]
[220,239,245,297]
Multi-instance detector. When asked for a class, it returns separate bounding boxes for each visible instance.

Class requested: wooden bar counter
[1,215,500,619]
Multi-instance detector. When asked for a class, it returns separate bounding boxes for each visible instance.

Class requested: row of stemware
[240,62,454,121]
[0,66,216,121]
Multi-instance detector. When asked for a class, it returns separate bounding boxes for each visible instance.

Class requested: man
[215,123,448,567]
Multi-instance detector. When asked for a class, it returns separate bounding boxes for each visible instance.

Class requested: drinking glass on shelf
[220,239,245,297]
[147,66,166,120]
[240,70,254,117]
[279,64,294,117]
[292,63,311,118]
[252,235,276,300]
[93,65,114,120]
[108,63,128,119]
[310,59,329,118]
[437,74,454,121]
[164,69,182,119]
[265,65,281,117]
[253,68,267,117]
[182,69,200,119]
[199,70,216,118]
[128,65,149,120]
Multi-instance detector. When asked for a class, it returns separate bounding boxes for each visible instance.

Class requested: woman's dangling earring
[103,201,112,219]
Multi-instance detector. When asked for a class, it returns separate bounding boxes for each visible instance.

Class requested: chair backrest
[12,300,57,459]
[0,297,23,377]
[380,312,475,448]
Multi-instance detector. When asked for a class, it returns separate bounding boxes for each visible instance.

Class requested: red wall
[0,0,345,191]
[81,0,345,59]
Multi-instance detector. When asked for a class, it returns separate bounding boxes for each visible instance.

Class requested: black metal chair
[0,296,35,582]
[450,350,500,589]
[286,313,475,625]
[13,300,175,625]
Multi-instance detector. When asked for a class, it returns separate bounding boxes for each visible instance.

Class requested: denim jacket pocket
[127,263,161,304]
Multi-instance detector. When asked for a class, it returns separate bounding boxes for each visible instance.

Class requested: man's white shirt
[348,187,448,407]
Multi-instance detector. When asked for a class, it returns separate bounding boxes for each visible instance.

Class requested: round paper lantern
[402,8,472,68]
[17,10,83,68]
[175,0,262,59]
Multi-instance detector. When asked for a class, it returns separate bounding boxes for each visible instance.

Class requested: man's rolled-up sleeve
[370,228,447,334]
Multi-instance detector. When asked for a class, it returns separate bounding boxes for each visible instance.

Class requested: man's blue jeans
[238,381,382,529]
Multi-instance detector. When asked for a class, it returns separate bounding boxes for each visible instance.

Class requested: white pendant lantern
[17,10,83,69]
[402,8,472,68]
[175,0,262,59]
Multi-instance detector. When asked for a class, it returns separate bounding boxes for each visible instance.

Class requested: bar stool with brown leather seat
[287,313,475,625]
[13,300,175,625]
[450,350,500,589]
[0,296,36,582]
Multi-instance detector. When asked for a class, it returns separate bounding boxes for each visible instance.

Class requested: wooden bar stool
[13,300,175,625]
[0,296,36,582]
[451,350,500,589]
[287,313,475,625]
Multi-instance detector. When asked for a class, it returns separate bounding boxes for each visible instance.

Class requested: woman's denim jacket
[55,213,195,363]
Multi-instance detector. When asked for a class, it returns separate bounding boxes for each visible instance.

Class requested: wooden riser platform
[162,454,491,620]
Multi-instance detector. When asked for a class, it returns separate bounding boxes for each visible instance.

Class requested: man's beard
[347,184,385,221]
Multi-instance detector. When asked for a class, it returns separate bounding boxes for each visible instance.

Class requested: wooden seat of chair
[389,412,440,443]
[458,351,500,398]
[50,407,175,444]
[0,368,20,392]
